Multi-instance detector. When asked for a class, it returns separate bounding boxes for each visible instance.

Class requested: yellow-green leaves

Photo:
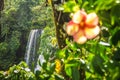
[63,1,80,12]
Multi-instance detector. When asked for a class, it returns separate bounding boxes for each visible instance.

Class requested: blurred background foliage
[0,0,54,70]
[0,0,120,80]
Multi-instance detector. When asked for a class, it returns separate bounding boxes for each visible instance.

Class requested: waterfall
[25,29,42,71]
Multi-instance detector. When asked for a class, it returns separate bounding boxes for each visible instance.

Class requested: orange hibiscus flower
[66,10,100,44]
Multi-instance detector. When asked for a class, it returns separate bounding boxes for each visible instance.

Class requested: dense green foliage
[0,0,53,70]
[0,61,36,80]
[0,0,120,80]
[54,0,120,80]
[35,26,59,80]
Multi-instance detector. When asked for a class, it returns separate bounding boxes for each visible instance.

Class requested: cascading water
[24,29,42,71]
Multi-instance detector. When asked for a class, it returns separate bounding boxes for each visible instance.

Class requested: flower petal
[66,21,79,36]
[85,12,98,27]
[84,26,100,39]
[73,29,87,44]
[72,10,87,24]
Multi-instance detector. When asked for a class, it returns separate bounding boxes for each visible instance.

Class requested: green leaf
[94,0,115,12]
[64,59,80,77]
[63,1,79,12]
[56,49,66,59]
[111,16,115,25]
[86,71,92,79]
[92,55,105,75]
[72,67,80,80]
[55,73,64,80]
[49,63,55,74]
[65,67,72,77]
[82,1,89,9]
[77,0,82,4]
[111,30,120,45]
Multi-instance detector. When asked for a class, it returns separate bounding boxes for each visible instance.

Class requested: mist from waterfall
[25,29,42,71]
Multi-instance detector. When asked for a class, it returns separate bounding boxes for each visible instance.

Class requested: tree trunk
[50,0,70,49]
[49,0,86,79]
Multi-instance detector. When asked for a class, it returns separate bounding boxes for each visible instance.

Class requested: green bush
[0,61,36,80]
